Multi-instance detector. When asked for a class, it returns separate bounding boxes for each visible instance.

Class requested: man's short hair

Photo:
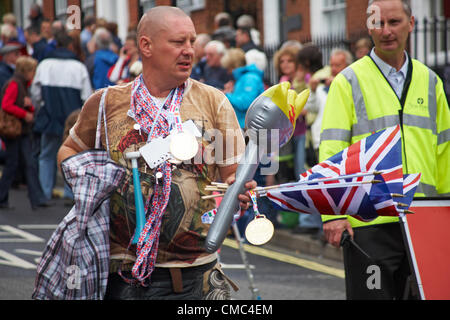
[83,15,96,28]
[195,33,212,48]
[214,12,232,27]
[330,48,353,66]
[237,15,255,29]
[1,23,17,39]
[126,31,137,45]
[55,31,73,48]
[25,25,40,35]
[94,28,112,50]
[368,0,412,17]
[205,40,226,56]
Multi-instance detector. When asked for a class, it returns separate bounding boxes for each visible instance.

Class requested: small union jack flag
[266,126,417,221]
[401,173,422,210]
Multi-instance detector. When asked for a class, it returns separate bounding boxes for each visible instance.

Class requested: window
[140,0,156,13]
[81,0,95,17]
[322,0,346,10]
[322,0,346,36]
[176,0,205,13]
[55,0,68,22]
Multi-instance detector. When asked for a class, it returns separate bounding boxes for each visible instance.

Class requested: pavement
[269,227,343,262]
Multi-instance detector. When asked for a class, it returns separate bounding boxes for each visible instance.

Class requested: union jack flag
[267,126,411,221]
[401,173,421,210]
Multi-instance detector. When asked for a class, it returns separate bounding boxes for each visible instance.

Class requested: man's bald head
[137,6,190,41]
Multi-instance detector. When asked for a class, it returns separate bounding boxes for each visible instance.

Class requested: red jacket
[1,79,35,119]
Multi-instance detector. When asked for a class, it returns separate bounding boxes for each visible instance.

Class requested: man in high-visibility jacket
[319,0,450,299]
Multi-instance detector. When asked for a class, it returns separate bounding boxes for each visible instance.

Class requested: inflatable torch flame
[205,82,310,253]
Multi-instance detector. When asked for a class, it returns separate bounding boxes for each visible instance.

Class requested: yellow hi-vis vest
[319,55,450,228]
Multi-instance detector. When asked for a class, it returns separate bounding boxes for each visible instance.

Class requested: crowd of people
[0,5,372,235]
[0,6,143,210]
[1,1,448,301]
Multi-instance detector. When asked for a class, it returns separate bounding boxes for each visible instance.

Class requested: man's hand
[323,219,354,248]
[309,78,320,92]
[224,175,257,210]
[238,180,257,210]
[218,164,257,209]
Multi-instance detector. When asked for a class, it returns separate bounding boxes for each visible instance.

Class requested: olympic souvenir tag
[139,136,171,169]
[181,119,202,138]
[139,120,201,168]
[245,215,274,246]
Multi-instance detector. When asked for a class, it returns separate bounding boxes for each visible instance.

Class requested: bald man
[57,6,254,300]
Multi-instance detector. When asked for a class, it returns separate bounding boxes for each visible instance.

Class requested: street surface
[0,185,345,300]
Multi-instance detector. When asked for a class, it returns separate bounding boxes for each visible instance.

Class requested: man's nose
[381,22,392,36]
[182,42,195,56]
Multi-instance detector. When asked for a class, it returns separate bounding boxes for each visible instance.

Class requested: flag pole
[201,180,382,200]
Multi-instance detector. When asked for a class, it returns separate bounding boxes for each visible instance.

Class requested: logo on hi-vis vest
[407,97,428,115]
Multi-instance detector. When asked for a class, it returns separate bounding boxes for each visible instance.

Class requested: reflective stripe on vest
[439,128,450,145]
[338,65,438,138]
[320,128,351,142]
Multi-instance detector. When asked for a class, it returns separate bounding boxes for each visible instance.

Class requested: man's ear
[139,35,152,58]
[409,15,415,33]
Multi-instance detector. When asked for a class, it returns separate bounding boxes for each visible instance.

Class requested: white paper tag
[183,120,202,137]
[138,120,202,169]
[139,136,171,169]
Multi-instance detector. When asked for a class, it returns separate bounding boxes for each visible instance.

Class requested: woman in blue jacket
[222,48,265,129]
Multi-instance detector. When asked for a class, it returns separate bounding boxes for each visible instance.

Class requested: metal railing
[411,16,450,68]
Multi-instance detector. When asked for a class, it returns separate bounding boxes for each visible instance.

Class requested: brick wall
[42,0,55,20]
[191,0,225,35]
[285,0,311,42]
[346,0,369,37]
[67,0,81,7]
[445,0,450,18]
[128,0,140,29]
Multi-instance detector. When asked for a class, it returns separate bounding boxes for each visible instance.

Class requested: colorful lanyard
[120,76,185,286]
[249,190,260,216]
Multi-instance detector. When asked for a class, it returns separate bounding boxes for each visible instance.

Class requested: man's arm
[57,136,84,170]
